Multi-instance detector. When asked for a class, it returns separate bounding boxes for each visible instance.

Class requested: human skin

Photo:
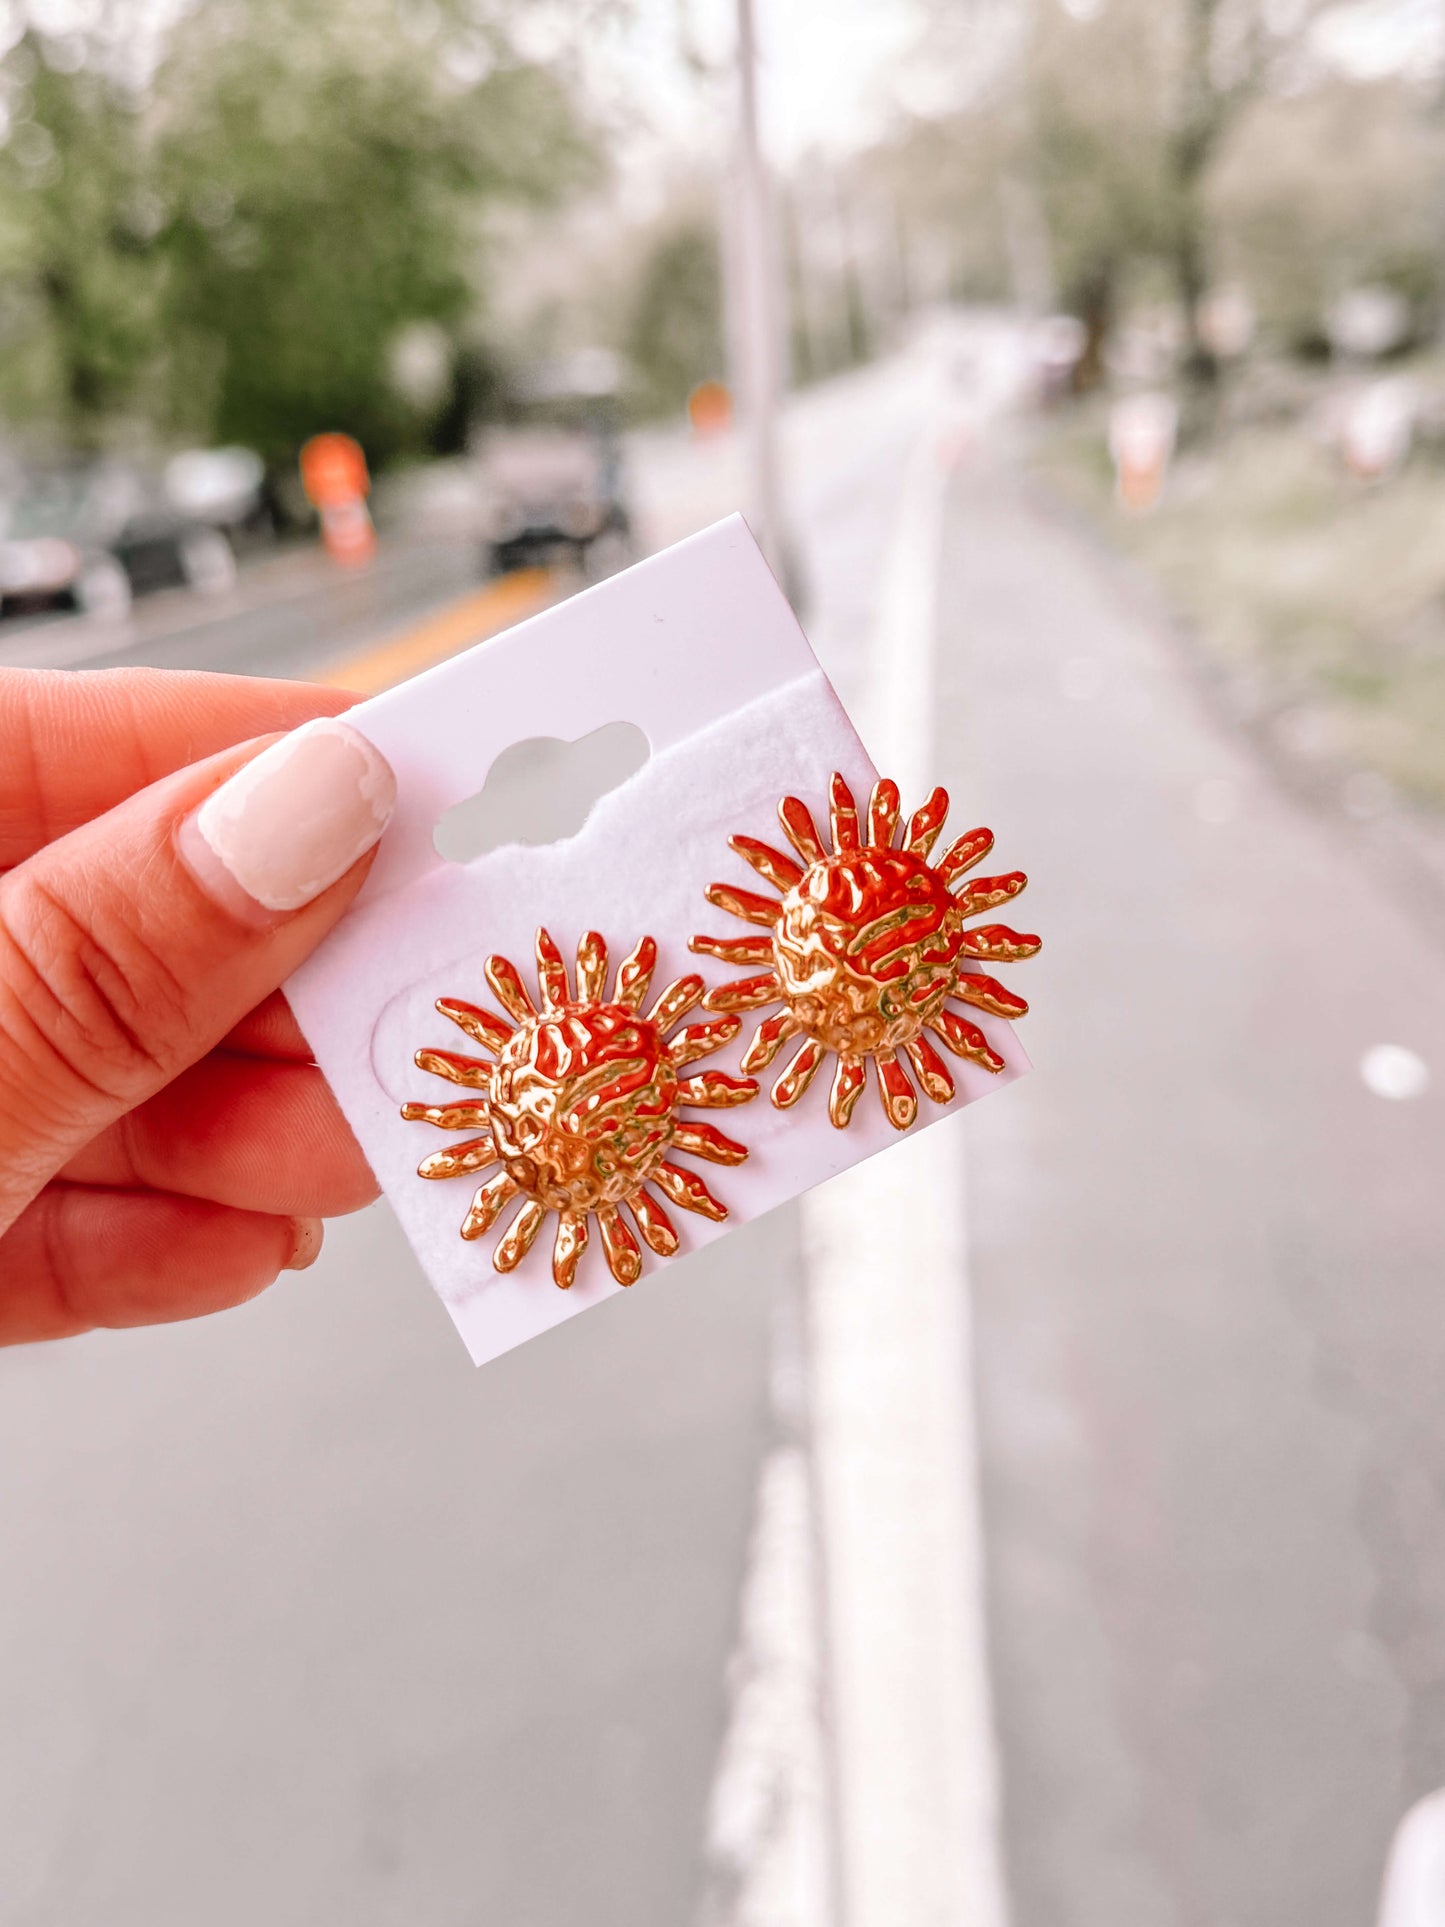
[0,667,395,1344]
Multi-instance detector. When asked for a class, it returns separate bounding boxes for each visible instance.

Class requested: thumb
[0,717,394,1226]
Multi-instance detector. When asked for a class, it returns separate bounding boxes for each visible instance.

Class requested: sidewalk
[947,458,1445,1926]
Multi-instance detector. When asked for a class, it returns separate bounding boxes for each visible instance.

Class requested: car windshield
[3,475,102,543]
[2,466,153,543]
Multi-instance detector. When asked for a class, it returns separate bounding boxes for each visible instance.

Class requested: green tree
[1208,75,1445,353]
[623,212,724,418]
[1031,0,1335,381]
[0,33,159,441]
[905,0,1339,384]
[0,0,598,461]
[152,0,596,467]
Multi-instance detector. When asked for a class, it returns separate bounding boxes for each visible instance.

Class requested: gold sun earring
[691,773,1040,1131]
[402,929,759,1289]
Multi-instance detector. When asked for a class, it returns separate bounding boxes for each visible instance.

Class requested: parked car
[476,426,633,579]
[0,471,132,618]
[0,462,237,619]
[164,446,273,552]
[474,351,634,582]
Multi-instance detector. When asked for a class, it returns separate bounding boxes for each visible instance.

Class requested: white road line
[802,374,1010,1927]
[697,325,1018,1927]
[695,1282,835,1927]
[695,1444,833,1927]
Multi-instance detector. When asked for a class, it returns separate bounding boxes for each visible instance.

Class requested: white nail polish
[191,719,396,913]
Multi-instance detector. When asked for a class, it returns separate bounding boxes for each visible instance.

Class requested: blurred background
[3,1,1445,1923]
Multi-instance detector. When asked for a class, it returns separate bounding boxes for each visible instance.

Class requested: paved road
[0,537,485,682]
[12,327,1431,1927]
[950,455,1445,1925]
[0,577,780,1922]
[0,355,934,1924]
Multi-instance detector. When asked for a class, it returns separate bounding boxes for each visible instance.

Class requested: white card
[286,516,1031,1365]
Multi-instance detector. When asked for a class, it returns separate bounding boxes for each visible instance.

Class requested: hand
[0,666,396,1344]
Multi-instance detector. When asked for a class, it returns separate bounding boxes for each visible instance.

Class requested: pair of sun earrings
[401,773,1040,1292]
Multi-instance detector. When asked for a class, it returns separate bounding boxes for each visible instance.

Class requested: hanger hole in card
[433,719,650,864]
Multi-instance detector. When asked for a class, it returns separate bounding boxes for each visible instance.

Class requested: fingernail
[184,719,396,914]
[283,1217,325,1271]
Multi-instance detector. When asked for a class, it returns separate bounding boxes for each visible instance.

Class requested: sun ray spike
[552,1211,589,1289]
[829,772,861,852]
[705,882,782,929]
[484,955,536,1024]
[648,974,706,1032]
[671,1120,749,1166]
[868,778,901,848]
[534,928,570,1011]
[675,1070,759,1109]
[702,971,781,1015]
[493,1200,545,1272]
[875,1050,918,1130]
[906,786,950,857]
[730,834,804,894]
[435,998,512,1053]
[953,971,1030,1020]
[741,1010,798,1073]
[652,1160,728,1222]
[778,793,828,865]
[956,871,1028,917]
[689,932,776,966]
[828,1057,866,1129]
[630,1189,680,1257]
[938,826,995,883]
[595,1203,643,1286]
[668,1014,742,1068]
[415,1047,492,1090]
[960,923,1042,964]
[904,1034,956,1105]
[575,930,608,1002]
[417,1136,498,1181]
[929,1007,1007,1072]
[400,1100,491,1131]
[773,1037,825,1109]
[614,935,657,1011]
[461,1171,517,1240]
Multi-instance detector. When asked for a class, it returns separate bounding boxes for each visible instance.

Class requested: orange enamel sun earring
[691,773,1040,1130]
[401,928,760,1290]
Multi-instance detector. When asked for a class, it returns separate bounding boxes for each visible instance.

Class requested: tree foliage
[0,36,158,439]
[1016,0,1338,378]
[1208,74,1445,353]
[886,0,1438,383]
[622,213,723,418]
[0,0,597,462]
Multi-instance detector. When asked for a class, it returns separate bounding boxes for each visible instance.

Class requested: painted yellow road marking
[318,567,554,695]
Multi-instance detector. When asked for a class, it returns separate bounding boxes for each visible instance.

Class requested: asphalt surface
[952,452,1445,1926]
[9,331,1438,1926]
[0,612,787,1923]
[0,537,483,681]
[0,361,918,1924]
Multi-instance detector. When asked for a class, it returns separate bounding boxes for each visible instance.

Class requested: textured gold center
[772,849,965,1055]
[488,1002,679,1212]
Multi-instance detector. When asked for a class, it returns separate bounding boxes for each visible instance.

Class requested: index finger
[0,666,356,869]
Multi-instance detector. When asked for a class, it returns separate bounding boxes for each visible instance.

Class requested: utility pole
[732,0,786,574]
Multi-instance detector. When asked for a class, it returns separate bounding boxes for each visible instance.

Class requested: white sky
[1312,0,1443,78]
[751,0,930,159]
[589,0,1441,194]
[586,0,930,179]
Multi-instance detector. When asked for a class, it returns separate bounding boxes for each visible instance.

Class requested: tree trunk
[1071,257,1116,395]
[1172,0,1224,389]
[1172,188,1219,387]
[42,263,106,448]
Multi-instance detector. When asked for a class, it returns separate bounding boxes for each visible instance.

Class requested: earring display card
[286,515,1032,1365]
